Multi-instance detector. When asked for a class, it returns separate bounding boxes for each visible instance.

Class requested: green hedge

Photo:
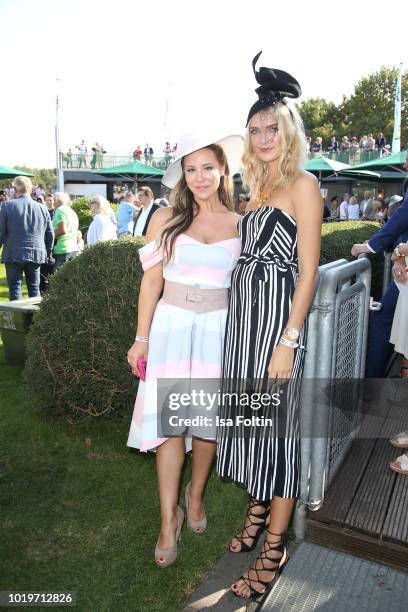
[320,221,383,298]
[25,238,143,422]
[24,221,385,422]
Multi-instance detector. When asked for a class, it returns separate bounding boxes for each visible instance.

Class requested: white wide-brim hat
[162,131,245,188]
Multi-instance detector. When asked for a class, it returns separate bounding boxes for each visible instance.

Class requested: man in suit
[133,187,161,237]
[0,176,54,300]
[351,153,408,376]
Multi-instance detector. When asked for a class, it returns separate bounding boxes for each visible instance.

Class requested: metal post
[55,79,64,191]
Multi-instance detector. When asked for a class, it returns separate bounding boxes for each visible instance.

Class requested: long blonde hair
[242,101,306,201]
[90,194,112,216]
[158,144,234,259]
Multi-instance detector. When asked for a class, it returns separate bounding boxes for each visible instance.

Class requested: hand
[351,243,369,257]
[127,341,148,377]
[268,343,294,380]
[392,260,408,285]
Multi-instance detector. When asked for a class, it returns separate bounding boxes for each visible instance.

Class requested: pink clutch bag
[137,357,147,381]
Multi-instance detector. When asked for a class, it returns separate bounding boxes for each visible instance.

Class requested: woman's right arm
[127,208,172,376]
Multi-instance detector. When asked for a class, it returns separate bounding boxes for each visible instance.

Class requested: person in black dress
[217,52,322,599]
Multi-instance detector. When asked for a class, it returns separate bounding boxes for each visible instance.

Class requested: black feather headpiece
[246,51,301,126]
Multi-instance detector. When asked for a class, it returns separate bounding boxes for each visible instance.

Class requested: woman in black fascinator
[217,52,323,600]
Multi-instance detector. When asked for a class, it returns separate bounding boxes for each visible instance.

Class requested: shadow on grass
[0,338,247,612]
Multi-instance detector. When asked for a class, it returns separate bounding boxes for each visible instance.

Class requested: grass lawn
[0,262,247,611]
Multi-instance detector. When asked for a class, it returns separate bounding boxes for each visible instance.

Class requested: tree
[15,167,57,189]
[298,98,346,144]
[341,67,408,145]
[0,167,57,190]
[299,66,407,149]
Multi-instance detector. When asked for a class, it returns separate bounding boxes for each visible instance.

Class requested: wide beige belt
[162,280,228,313]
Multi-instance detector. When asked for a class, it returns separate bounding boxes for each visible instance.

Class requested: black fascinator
[246,51,302,126]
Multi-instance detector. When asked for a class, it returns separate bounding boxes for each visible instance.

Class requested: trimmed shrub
[24,238,144,422]
[71,197,93,227]
[320,221,384,298]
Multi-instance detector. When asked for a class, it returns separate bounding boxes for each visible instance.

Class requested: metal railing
[59,148,390,171]
[294,257,372,539]
[308,149,385,165]
[59,153,173,171]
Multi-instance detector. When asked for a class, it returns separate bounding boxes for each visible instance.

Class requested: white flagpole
[391,64,403,153]
[55,78,64,190]
[162,81,172,130]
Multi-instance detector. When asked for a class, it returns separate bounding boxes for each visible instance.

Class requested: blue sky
[0,0,405,167]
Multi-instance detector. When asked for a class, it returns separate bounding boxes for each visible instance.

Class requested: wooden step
[307,519,408,573]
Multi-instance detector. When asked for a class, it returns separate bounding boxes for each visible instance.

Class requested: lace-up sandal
[229,498,270,553]
[154,505,184,568]
[185,481,207,534]
[231,531,289,600]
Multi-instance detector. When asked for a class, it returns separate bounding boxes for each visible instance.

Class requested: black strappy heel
[232,531,289,600]
[229,498,270,553]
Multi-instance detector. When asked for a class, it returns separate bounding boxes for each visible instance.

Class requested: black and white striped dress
[216,206,306,501]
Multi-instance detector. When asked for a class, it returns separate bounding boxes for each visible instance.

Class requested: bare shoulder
[291,171,322,224]
[148,207,173,231]
[230,211,243,225]
[292,170,319,193]
[145,207,173,241]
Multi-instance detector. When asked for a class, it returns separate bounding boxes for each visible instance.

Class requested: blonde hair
[158,144,234,259]
[90,194,111,215]
[242,101,307,201]
[349,196,358,205]
[13,176,32,194]
[54,192,70,207]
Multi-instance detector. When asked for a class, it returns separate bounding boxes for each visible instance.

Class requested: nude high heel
[185,481,207,534]
[154,505,184,568]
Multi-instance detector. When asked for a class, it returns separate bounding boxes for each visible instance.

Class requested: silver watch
[283,327,299,341]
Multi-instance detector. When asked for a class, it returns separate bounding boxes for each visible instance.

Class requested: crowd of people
[132,142,177,165]
[60,140,178,169]
[0,176,170,298]
[307,132,392,160]
[324,190,403,222]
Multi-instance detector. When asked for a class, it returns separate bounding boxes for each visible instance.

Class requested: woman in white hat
[127,130,244,567]
[217,52,322,600]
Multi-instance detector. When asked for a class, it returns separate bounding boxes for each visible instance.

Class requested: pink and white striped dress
[127,233,241,452]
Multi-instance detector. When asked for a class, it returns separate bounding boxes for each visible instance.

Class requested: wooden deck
[306,378,408,572]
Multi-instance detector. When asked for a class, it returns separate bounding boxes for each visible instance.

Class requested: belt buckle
[186,292,204,303]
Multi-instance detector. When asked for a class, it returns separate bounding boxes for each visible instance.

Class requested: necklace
[257,184,279,208]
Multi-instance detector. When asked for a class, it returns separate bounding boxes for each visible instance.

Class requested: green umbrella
[305,156,381,182]
[0,165,33,180]
[350,150,407,171]
[304,157,354,183]
[305,157,351,174]
[92,161,164,178]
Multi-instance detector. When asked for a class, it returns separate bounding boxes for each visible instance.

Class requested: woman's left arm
[268,173,322,379]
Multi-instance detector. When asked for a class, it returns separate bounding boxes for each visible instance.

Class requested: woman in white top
[347,196,360,221]
[87,195,117,246]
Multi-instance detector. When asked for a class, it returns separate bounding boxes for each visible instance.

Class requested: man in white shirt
[360,190,372,216]
[339,193,350,220]
[133,187,160,237]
